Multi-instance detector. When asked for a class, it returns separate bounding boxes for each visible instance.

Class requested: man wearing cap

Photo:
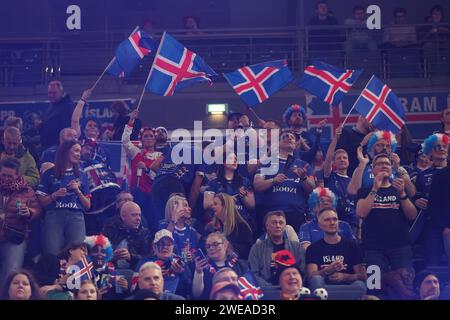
[249,211,304,286]
[305,208,366,295]
[102,201,152,270]
[210,281,241,300]
[130,262,185,300]
[135,229,192,296]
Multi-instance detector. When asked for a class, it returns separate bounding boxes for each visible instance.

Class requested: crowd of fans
[0,77,449,301]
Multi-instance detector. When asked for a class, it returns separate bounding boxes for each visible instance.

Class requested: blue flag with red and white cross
[298,61,362,107]
[238,272,264,300]
[108,29,158,78]
[145,32,217,96]
[353,75,405,133]
[223,60,293,107]
[70,256,96,283]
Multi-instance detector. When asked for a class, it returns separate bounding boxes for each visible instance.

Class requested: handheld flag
[353,75,405,133]
[145,32,217,96]
[238,272,264,300]
[108,30,158,78]
[299,61,362,106]
[223,60,293,107]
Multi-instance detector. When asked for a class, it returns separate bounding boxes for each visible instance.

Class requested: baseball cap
[153,229,174,244]
[210,281,241,300]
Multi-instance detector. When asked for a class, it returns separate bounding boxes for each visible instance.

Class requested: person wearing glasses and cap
[413,133,449,266]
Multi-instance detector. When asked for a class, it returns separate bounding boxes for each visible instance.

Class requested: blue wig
[308,187,337,212]
[367,131,397,158]
[422,133,449,156]
[283,104,307,127]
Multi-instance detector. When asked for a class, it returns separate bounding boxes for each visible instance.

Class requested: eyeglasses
[433,144,447,151]
[205,242,223,250]
[374,161,391,167]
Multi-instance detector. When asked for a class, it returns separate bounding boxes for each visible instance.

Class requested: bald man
[41,81,75,149]
[102,201,152,269]
[0,127,39,189]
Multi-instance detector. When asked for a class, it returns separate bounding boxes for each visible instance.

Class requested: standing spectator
[382,8,418,48]
[204,193,253,259]
[0,270,41,300]
[204,152,255,231]
[305,208,367,295]
[129,262,185,300]
[335,115,373,176]
[102,201,152,270]
[254,129,315,231]
[0,127,40,189]
[37,140,91,255]
[356,153,417,275]
[344,5,377,53]
[122,109,161,232]
[439,106,450,135]
[307,1,341,52]
[39,128,78,172]
[41,81,75,149]
[420,5,450,50]
[159,193,200,261]
[249,211,305,286]
[0,158,41,286]
[299,187,354,251]
[192,232,248,299]
[323,126,356,228]
[414,133,449,265]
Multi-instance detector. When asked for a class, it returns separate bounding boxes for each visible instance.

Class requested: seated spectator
[37,140,91,255]
[0,270,41,300]
[420,5,450,50]
[129,262,185,300]
[159,193,200,261]
[74,280,100,300]
[135,229,192,296]
[344,5,377,53]
[132,288,160,300]
[254,129,315,231]
[273,250,310,300]
[356,153,417,294]
[183,15,203,35]
[204,152,255,231]
[323,126,356,229]
[39,127,78,172]
[0,126,39,189]
[204,193,253,259]
[102,201,152,270]
[307,1,342,51]
[192,232,248,299]
[382,7,418,48]
[0,157,41,286]
[249,211,304,286]
[299,187,354,251]
[210,281,241,300]
[413,271,441,300]
[305,208,367,294]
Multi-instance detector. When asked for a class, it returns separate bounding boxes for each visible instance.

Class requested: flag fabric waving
[70,256,96,283]
[298,61,362,106]
[108,30,158,78]
[353,75,405,133]
[145,32,217,96]
[238,272,264,300]
[223,60,293,107]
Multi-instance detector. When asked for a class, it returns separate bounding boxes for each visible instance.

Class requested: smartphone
[194,248,207,260]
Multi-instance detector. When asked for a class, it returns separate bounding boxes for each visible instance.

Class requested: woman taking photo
[37,140,91,255]
[205,193,253,259]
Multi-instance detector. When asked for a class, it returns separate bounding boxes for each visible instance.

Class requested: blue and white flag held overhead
[353,75,405,133]
[146,32,217,96]
[107,29,158,78]
[298,60,362,107]
[223,60,293,107]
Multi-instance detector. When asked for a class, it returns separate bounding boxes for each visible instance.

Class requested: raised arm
[347,146,369,196]
[324,126,342,178]
[121,109,140,160]
[71,89,92,138]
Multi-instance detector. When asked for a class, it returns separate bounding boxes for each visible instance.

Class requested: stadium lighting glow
[206,103,228,115]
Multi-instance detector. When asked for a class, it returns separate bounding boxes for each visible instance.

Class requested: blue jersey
[255,157,313,214]
[361,163,396,189]
[158,221,199,258]
[37,167,91,211]
[324,172,356,227]
[414,166,443,200]
[298,218,355,244]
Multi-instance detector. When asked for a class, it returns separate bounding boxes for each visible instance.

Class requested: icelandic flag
[69,256,96,283]
[298,60,362,106]
[108,29,158,78]
[223,60,293,107]
[238,272,264,300]
[353,75,405,133]
[145,32,217,96]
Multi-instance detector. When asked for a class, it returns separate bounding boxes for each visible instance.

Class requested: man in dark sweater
[40,81,75,149]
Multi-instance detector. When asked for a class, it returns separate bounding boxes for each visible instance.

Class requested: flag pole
[91,26,140,91]
[135,32,166,111]
[247,107,263,124]
[340,75,374,127]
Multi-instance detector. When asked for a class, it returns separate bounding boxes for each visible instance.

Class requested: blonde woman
[205,193,253,259]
